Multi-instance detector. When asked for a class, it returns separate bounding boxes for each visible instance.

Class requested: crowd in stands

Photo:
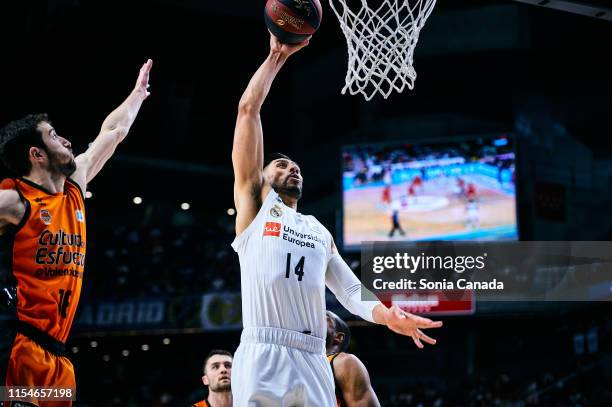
[343,138,515,187]
[83,210,240,300]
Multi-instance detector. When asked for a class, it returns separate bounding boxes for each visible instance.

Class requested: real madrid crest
[270,204,283,218]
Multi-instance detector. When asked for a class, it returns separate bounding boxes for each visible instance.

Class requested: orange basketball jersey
[328,353,345,407]
[0,178,86,343]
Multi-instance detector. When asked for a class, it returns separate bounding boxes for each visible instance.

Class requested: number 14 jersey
[232,189,333,339]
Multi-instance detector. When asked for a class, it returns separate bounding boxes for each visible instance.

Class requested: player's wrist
[373,303,391,325]
[132,87,148,100]
[268,49,289,65]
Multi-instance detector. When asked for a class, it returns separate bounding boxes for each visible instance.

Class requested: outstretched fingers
[416,316,443,330]
[416,329,437,345]
[412,335,424,349]
[137,59,153,97]
[141,59,153,74]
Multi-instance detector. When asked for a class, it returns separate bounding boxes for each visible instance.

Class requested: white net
[328,0,437,100]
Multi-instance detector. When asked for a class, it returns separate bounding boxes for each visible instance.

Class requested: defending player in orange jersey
[0,59,153,406]
[326,311,380,407]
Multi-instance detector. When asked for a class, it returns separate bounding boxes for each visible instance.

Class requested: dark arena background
[1,0,612,406]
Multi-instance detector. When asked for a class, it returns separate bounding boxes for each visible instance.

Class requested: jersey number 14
[285,253,305,282]
[58,289,72,319]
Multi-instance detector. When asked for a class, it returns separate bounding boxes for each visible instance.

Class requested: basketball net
[328,0,436,100]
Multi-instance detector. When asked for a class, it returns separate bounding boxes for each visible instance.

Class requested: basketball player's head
[263,152,302,200]
[202,349,233,393]
[0,114,76,178]
[326,311,351,354]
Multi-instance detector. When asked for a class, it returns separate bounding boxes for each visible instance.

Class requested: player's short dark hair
[264,152,293,169]
[333,314,351,352]
[0,113,49,176]
[203,349,233,375]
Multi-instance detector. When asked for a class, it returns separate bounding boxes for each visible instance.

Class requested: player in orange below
[192,350,233,407]
[0,59,153,407]
[326,311,380,407]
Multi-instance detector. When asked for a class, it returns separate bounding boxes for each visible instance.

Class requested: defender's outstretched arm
[73,59,153,191]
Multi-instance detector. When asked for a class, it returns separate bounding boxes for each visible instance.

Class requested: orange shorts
[2,333,74,407]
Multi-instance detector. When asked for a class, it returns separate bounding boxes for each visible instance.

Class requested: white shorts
[232,327,336,407]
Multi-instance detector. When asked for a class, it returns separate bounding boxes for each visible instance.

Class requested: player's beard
[47,149,77,178]
[210,380,231,392]
[273,179,302,200]
[325,331,334,351]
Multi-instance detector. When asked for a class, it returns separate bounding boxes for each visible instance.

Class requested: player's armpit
[72,152,92,194]
[334,353,381,407]
[233,180,267,235]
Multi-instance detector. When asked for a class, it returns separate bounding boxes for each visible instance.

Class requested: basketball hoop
[328,0,436,100]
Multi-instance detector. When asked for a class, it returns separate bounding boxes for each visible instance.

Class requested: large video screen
[342,135,517,249]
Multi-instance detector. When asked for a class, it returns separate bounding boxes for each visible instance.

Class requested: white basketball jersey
[232,189,333,339]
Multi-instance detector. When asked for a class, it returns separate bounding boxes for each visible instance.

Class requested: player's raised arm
[232,34,309,235]
[325,239,443,349]
[73,59,153,191]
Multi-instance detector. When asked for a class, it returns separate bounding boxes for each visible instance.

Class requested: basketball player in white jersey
[231,34,443,406]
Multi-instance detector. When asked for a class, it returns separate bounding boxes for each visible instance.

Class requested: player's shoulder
[333,352,367,374]
[0,182,25,226]
[0,178,17,190]
[0,182,21,207]
[66,177,86,200]
[333,352,372,385]
[306,214,331,235]
[334,351,361,365]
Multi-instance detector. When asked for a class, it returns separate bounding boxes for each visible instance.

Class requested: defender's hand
[384,305,443,349]
[134,59,153,99]
[269,33,310,58]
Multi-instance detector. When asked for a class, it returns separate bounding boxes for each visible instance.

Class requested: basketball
[264,0,323,44]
